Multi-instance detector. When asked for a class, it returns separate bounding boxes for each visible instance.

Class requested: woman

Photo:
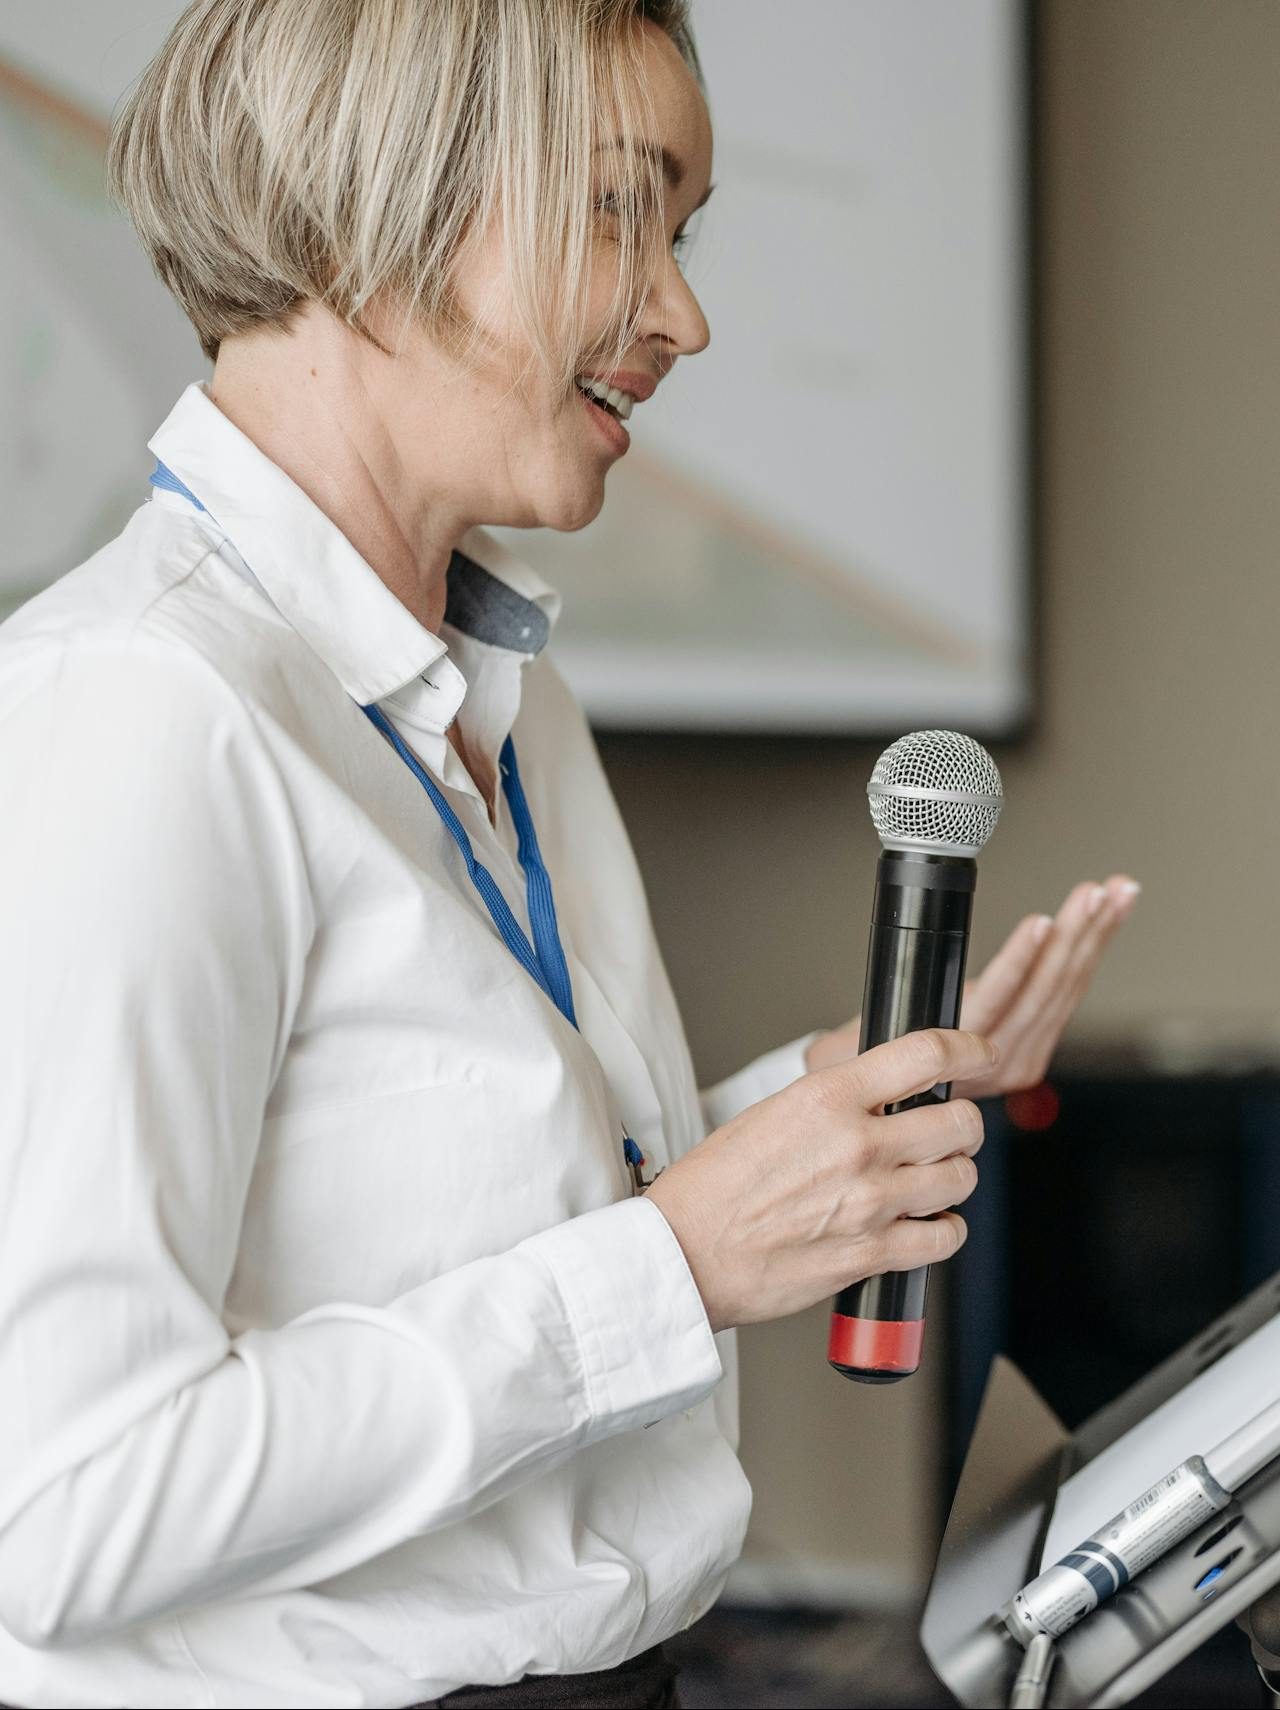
[0,3,1137,1705]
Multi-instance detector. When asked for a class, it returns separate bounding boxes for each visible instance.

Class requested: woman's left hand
[805,874,1141,1100]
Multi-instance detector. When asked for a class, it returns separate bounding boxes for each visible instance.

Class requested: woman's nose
[646,254,710,358]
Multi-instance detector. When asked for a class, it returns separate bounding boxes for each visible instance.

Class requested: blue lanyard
[361,711,646,1183]
[360,704,577,1029]
[148,460,648,1183]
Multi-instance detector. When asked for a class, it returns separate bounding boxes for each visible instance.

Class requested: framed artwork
[1,0,1032,737]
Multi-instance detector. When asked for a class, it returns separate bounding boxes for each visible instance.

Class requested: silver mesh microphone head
[867,730,1003,859]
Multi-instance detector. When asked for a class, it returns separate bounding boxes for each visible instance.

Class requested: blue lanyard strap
[497,733,578,1030]
[149,461,206,509]
[361,704,577,1030]
[362,706,649,1180]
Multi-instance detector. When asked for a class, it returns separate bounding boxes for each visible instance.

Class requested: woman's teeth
[575,376,634,421]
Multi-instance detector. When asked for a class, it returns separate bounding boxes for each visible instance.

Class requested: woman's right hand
[646,1028,997,1334]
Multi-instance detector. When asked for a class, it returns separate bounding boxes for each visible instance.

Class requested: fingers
[961,911,1053,1035]
[981,876,1139,1084]
[879,1096,985,1165]
[1104,872,1142,922]
[1050,885,1129,1015]
[1029,878,1133,1023]
[1003,882,1111,1028]
[832,1028,998,1112]
[878,1210,969,1270]
[1045,877,1140,992]
[891,1152,979,1218]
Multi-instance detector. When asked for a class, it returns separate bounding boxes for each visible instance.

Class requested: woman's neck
[211,312,500,816]
[210,313,466,635]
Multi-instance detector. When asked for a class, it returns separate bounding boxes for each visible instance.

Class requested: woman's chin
[536,471,610,534]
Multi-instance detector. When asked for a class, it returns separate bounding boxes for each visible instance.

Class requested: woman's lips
[577,389,631,456]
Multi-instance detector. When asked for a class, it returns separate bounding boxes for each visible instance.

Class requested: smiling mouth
[574,374,635,421]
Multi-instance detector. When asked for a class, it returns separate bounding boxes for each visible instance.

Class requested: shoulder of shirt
[511,597,597,722]
[521,644,588,733]
[0,498,336,733]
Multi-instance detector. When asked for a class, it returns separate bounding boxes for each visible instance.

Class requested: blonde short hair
[107,0,697,381]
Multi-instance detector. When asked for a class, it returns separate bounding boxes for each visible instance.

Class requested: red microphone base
[827,1311,926,1383]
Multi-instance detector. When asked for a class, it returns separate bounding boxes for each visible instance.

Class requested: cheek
[497,393,584,485]
[510,385,578,463]
[579,233,648,355]
[582,261,621,340]
[532,403,611,526]
[450,218,521,343]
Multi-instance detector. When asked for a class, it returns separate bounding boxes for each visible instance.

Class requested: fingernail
[1086,884,1108,918]
[1113,880,1141,919]
[1033,914,1053,944]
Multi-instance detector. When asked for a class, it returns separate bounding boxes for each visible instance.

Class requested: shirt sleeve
[698,1032,822,1132]
[0,635,721,1650]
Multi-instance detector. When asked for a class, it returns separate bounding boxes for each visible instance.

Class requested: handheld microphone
[827,730,1004,1385]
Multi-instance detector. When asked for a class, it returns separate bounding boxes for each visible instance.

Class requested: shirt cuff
[698,1031,821,1132]
[526,1196,722,1437]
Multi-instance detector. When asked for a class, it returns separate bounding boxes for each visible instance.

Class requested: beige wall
[600,0,1280,1601]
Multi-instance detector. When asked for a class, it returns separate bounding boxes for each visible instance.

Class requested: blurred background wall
[4,0,1280,1617]
[600,0,1280,1604]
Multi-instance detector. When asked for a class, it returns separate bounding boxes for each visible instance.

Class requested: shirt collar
[148,382,561,709]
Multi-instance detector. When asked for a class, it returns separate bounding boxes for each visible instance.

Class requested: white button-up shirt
[0,383,812,1709]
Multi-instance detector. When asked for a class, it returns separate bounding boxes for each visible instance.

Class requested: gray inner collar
[444,552,549,656]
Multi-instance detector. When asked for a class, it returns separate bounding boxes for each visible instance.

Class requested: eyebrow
[596,137,715,210]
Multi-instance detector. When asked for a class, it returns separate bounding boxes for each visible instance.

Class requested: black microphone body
[827,848,976,1384]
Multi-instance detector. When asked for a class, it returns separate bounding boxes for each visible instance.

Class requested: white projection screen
[0,0,1031,736]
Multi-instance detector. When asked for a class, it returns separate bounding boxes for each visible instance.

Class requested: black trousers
[0,1642,681,1710]
[426,1644,680,1710]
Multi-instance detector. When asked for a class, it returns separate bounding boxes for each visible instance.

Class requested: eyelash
[594,192,692,257]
